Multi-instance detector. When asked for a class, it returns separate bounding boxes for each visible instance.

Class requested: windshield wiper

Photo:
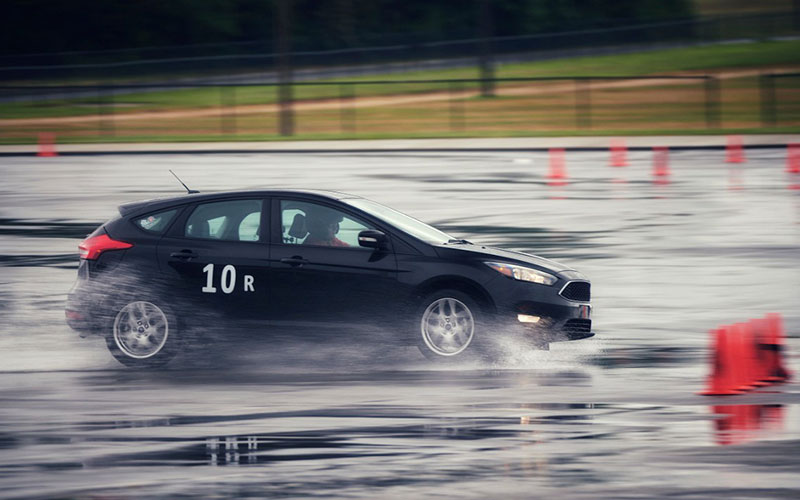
[446,239,473,245]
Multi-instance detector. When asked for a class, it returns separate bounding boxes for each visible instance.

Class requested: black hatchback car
[66,189,592,367]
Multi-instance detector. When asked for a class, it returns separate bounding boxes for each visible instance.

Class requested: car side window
[135,209,178,234]
[185,199,263,242]
[281,200,371,248]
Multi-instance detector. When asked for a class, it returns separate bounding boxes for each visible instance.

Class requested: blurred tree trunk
[276,0,294,136]
[477,0,494,97]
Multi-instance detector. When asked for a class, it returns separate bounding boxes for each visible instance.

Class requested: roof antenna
[169,170,199,194]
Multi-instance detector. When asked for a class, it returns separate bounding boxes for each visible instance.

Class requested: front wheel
[105,300,180,368]
[416,290,481,360]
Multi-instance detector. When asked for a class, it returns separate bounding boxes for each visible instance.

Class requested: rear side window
[135,209,178,234]
[185,199,262,242]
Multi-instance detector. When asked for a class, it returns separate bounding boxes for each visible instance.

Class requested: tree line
[1,0,694,59]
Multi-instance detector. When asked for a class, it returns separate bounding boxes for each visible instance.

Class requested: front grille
[563,319,592,335]
[560,281,590,302]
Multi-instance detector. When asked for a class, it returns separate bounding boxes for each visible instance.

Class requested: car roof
[118,189,360,217]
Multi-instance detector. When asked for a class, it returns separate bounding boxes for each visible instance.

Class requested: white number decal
[200,263,254,294]
[220,265,236,294]
[202,263,217,293]
[243,274,255,292]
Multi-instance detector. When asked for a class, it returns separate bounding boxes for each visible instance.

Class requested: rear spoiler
[118,192,201,217]
[118,200,153,217]
[119,171,198,217]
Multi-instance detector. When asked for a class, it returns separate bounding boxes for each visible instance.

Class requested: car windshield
[344,198,455,245]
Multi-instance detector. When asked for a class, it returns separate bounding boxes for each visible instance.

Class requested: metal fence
[1,73,798,140]
[760,73,800,127]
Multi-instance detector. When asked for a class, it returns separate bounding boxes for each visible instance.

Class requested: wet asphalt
[0,148,799,499]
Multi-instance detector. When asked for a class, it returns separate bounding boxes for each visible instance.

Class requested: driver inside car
[303,211,349,247]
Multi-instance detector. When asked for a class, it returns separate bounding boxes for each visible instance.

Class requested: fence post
[97,85,115,137]
[704,77,721,129]
[96,85,103,137]
[339,83,356,136]
[107,85,115,136]
[230,86,237,135]
[449,82,464,132]
[276,0,294,136]
[219,86,236,135]
[477,0,494,97]
[759,74,777,127]
[575,78,591,129]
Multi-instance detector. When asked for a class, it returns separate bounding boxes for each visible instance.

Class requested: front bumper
[486,275,593,344]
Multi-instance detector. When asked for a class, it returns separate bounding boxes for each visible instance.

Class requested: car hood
[435,244,575,273]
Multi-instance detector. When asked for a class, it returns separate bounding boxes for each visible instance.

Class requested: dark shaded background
[0,0,693,57]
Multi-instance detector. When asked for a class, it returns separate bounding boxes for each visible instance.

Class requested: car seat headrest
[288,213,308,239]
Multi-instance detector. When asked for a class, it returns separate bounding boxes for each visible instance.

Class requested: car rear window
[135,209,178,234]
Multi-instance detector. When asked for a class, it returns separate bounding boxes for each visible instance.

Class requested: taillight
[79,233,133,260]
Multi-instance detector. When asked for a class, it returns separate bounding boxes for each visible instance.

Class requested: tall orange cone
[786,143,800,174]
[37,132,57,157]
[762,313,791,384]
[750,318,772,387]
[737,322,766,390]
[728,322,754,393]
[699,326,745,396]
[652,146,670,184]
[725,135,745,163]
[610,139,628,167]
[721,326,746,394]
[547,148,567,186]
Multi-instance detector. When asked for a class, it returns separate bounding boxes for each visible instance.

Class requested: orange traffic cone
[725,135,745,163]
[699,326,745,396]
[37,132,57,157]
[786,143,800,174]
[610,139,628,167]
[762,313,791,384]
[750,318,773,387]
[728,323,755,393]
[739,322,769,390]
[547,148,567,186]
[652,146,670,184]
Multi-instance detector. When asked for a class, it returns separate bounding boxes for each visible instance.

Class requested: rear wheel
[105,300,180,368]
[416,289,481,360]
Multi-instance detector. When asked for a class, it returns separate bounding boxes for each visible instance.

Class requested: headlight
[484,261,557,285]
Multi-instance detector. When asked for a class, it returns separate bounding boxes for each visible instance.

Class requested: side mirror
[358,230,389,250]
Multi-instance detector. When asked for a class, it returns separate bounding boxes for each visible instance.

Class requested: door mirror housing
[358,230,389,250]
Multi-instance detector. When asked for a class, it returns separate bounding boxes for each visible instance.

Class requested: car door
[268,198,399,330]
[156,197,270,327]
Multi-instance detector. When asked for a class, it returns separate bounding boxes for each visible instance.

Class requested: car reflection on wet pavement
[0,148,798,498]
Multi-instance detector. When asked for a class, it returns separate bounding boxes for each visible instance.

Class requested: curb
[1,144,796,157]
[3,135,799,157]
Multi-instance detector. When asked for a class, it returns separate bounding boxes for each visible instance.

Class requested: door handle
[170,250,198,260]
[280,256,309,267]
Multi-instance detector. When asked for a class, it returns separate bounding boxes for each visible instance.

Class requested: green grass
[497,39,800,77]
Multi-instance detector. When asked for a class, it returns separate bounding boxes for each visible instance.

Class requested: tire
[104,299,180,368]
[416,289,483,361]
